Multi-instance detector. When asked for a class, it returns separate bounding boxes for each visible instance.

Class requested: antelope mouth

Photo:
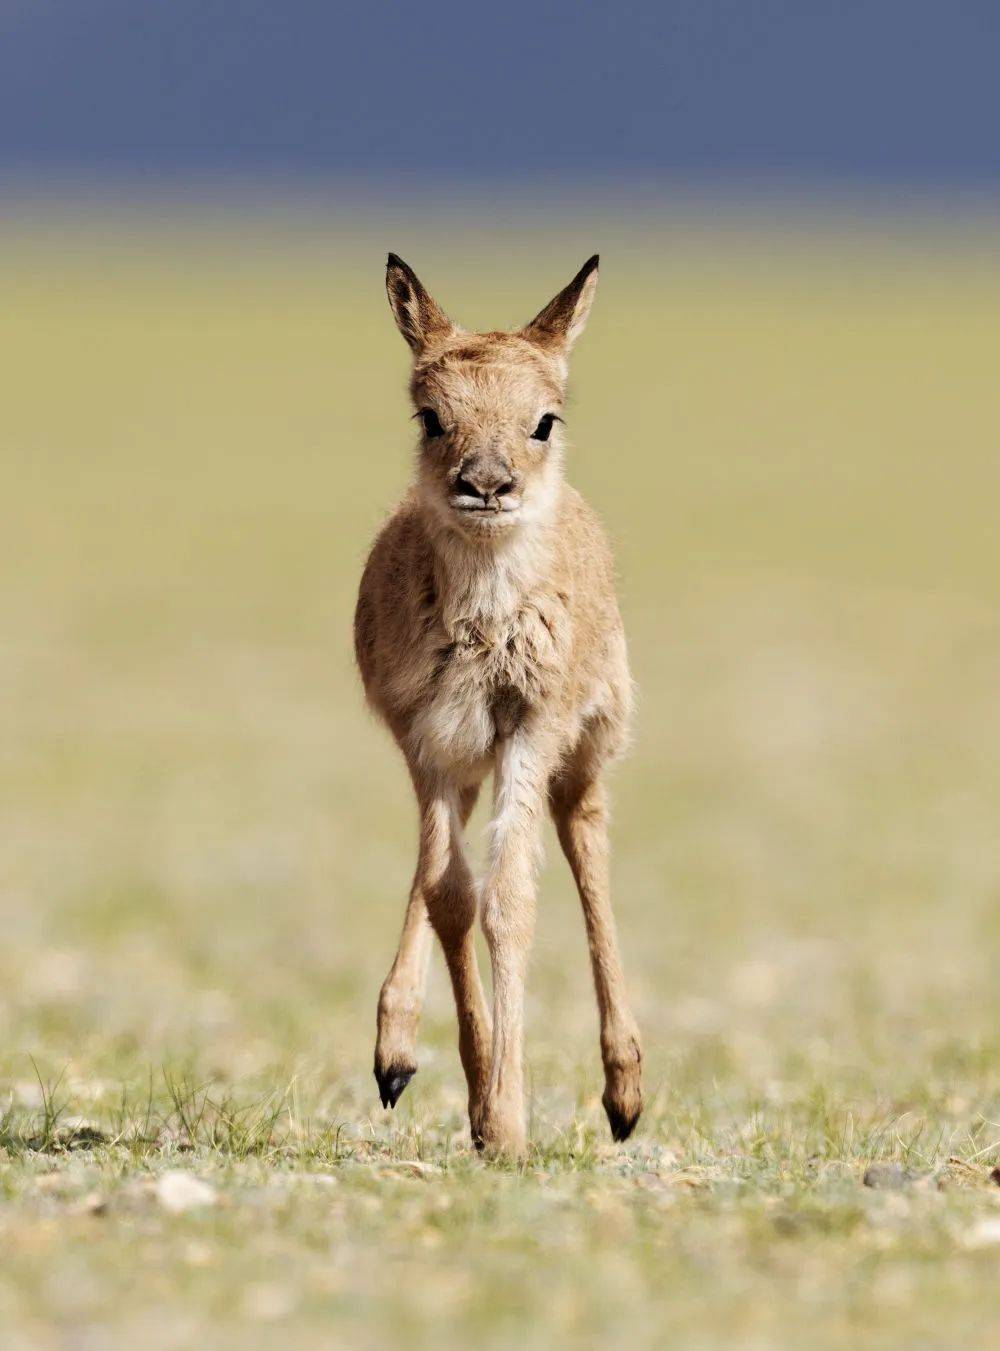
[449,496,522,522]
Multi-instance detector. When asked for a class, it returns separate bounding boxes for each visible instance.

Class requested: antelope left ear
[521,254,599,354]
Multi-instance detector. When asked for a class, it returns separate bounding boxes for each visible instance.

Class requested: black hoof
[375,1064,416,1109]
[604,1098,641,1143]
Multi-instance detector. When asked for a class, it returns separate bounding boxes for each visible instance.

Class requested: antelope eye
[420,408,444,438]
[531,413,556,442]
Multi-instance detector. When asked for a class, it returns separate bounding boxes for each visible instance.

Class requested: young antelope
[354,253,642,1156]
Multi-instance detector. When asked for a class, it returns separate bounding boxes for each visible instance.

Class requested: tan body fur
[354,254,642,1155]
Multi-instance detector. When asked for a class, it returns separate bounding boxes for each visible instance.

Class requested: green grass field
[2,207,1000,1347]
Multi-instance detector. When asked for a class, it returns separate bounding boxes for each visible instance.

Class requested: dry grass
[1,206,1000,1347]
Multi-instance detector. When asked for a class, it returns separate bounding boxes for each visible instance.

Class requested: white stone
[155,1171,218,1214]
[963,1217,1000,1248]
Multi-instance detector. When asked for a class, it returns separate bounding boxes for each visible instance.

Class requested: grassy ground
[2,206,1000,1347]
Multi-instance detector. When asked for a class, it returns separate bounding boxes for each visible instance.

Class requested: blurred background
[2,2,1000,1343]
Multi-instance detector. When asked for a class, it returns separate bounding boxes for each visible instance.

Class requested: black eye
[420,408,444,439]
[531,413,557,442]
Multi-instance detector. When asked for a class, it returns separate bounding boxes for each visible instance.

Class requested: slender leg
[550,765,642,1141]
[413,779,492,1135]
[374,783,483,1113]
[373,882,433,1108]
[478,733,550,1157]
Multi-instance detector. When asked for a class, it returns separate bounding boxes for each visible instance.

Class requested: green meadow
[2,207,1000,1347]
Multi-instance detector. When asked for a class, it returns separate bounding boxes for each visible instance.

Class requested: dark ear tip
[584,253,599,274]
[387,252,404,269]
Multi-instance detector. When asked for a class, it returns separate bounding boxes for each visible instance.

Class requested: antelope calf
[354,254,642,1156]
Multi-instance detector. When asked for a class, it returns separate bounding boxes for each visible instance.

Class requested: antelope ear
[385,253,454,353]
[521,254,599,353]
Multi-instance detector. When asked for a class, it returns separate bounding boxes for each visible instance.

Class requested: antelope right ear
[521,254,599,354]
[385,254,454,354]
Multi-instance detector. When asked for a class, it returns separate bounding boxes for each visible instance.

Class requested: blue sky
[2,1,997,184]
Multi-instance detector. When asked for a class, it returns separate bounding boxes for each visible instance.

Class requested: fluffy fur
[355,254,642,1155]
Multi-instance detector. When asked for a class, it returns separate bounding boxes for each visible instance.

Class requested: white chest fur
[407,532,563,776]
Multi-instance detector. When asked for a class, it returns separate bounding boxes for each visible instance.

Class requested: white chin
[456,509,520,531]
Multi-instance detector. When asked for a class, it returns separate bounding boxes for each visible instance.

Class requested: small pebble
[155,1171,217,1214]
[78,1191,108,1216]
[863,1163,912,1190]
[964,1217,1000,1248]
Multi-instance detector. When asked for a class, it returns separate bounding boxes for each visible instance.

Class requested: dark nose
[454,458,515,504]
